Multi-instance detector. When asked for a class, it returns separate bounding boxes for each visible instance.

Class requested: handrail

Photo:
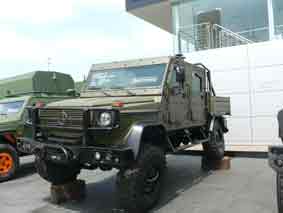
[177,23,253,54]
[179,22,211,31]
[213,24,253,44]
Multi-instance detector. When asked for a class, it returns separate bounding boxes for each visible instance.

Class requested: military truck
[269,146,283,212]
[20,55,230,211]
[0,71,76,182]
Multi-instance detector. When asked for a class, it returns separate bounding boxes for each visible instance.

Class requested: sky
[0,0,173,81]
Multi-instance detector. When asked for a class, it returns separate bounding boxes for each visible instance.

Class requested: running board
[168,138,209,153]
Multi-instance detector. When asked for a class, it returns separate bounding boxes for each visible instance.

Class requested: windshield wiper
[88,87,112,97]
[109,87,136,96]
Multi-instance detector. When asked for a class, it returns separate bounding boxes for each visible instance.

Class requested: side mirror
[174,64,185,83]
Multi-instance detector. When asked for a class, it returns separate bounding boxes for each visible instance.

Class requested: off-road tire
[35,155,80,185]
[203,120,225,160]
[0,144,19,182]
[116,145,166,212]
[277,173,283,213]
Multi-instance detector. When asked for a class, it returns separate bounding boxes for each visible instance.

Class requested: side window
[167,68,179,88]
[192,73,202,96]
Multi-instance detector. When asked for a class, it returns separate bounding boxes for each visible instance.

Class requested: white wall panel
[252,117,280,144]
[253,91,283,116]
[252,65,283,92]
[249,40,283,68]
[185,44,249,71]
[225,117,251,144]
[186,40,283,145]
[212,69,249,93]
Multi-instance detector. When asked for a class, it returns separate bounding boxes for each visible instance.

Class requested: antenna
[178,31,182,55]
[47,57,52,71]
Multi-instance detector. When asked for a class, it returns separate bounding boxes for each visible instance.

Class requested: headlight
[99,112,112,127]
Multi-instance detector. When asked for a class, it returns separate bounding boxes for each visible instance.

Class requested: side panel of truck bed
[210,96,231,116]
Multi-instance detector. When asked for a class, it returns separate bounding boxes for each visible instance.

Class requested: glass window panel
[192,74,202,95]
[273,0,283,36]
[172,0,269,43]
[0,101,25,115]
[88,64,166,89]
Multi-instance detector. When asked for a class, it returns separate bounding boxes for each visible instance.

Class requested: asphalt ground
[0,155,277,213]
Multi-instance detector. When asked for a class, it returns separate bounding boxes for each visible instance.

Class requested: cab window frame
[192,72,203,96]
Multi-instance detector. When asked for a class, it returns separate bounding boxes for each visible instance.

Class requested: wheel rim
[0,153,13,175]
[144,167,160,194]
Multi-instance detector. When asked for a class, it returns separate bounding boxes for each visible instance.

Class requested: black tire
[0,144,19,182]
[35,154,80,185]
[203,120,225,160]
[277,173,283,213]
[116,145,166,212]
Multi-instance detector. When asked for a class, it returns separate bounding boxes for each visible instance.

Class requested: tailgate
[209,96,231,116]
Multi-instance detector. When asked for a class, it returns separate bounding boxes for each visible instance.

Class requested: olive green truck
[0,71,76,182]
[20,55,231,211]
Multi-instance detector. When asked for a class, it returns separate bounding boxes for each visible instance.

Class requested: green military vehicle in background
[20,55,231,211]
[75,81,85,93]
[0,71,76,182]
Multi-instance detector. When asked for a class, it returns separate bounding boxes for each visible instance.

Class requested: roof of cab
[0,71,75,97]
[90,56,172,71]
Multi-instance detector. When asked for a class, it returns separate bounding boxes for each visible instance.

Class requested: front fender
[124,122,167,159]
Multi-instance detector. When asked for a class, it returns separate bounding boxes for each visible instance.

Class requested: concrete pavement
[0,155,277,213]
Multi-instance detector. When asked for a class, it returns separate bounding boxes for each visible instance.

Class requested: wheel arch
[209,115,228,133]
[0,133,17,149]
[124,122,168,159]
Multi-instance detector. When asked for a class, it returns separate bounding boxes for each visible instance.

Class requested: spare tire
[35,154,80,185]
[202,120,225,160]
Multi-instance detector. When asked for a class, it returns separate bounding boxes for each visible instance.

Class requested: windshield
[88,64,166,90]
[0,101,25,116]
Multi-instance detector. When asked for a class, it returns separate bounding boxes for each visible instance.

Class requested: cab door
[191,66,206,124]
[166,63,190,128]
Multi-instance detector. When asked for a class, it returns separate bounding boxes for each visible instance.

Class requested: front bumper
[18,137,134,169]
[269,145,283,173]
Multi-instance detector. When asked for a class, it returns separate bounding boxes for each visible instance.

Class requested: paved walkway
[0,155,277,213]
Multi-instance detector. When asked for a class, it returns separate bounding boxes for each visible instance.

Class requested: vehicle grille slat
[39,109,84,129]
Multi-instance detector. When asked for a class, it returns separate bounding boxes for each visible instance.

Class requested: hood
[0,95,30,104]
[0,117,19,133]
[47,96,162,108]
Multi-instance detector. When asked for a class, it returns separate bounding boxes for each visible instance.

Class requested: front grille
[48,130,84,144]
[39,109,84,129]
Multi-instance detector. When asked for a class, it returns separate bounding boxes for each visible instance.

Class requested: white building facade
[126,0,283,146]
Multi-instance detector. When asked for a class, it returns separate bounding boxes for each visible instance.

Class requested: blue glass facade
[126,0,283,42]
[172,0,270,42]
[273,0,283,37]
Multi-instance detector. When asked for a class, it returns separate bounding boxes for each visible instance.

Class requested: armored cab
[20,55,230,211]
[0,71,76,182]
